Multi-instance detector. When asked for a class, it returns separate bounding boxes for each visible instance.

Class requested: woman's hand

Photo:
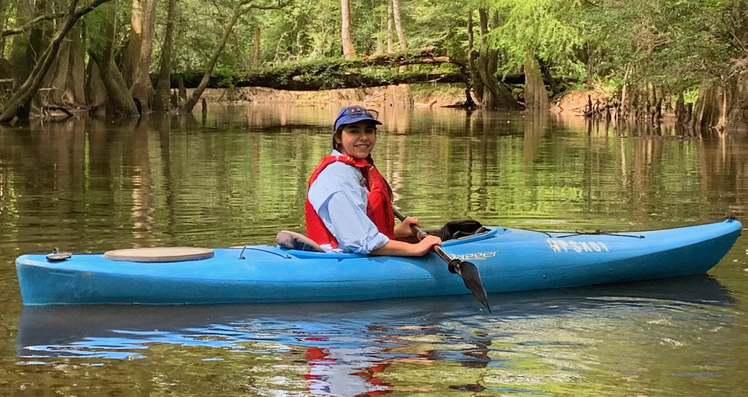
[394,216,420,239]
[412,235,442,256]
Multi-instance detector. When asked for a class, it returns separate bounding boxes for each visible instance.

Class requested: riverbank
[199,85,617,118]
[197,84,471,109]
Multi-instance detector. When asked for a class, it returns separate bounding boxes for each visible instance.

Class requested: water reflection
[3,106,748,396]
[2,108,747,255]
[16,276,735,395]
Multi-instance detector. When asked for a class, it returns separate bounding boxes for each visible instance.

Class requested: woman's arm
[370,235,442,257]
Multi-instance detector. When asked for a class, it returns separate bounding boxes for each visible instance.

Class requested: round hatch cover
[104,247,214,262]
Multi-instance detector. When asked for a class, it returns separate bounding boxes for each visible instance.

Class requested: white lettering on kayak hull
[547,239,610,253]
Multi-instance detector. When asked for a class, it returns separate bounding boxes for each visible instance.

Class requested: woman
[306,105,442,256]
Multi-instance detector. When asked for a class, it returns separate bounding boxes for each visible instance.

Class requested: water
[2,104,748,396]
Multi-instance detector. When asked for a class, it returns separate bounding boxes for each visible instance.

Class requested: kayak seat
[276,230,324,252]
[429,219,489,241]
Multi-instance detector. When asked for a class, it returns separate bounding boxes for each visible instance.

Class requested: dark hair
[332,127,344,152]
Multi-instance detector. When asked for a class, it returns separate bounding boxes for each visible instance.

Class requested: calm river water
[1,104,748,396]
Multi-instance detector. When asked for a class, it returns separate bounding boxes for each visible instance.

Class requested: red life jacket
[305,155,395,248]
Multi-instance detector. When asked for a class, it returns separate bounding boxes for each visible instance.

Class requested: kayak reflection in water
[305,105,442,256]
[305,337,392,397]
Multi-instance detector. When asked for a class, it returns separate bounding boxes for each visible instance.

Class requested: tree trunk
[467,11,483,102]
[172,48,467,90]
[692,75,748,131]
[675,92,688,123]
[0,0,114,122]
[122,0,142,85]
[475,8,519,110]
[727,76,748,130]
[386,1,393,53]
[125,0,158,113]
[180,0,252,113]
[391,0,407,50]
[251,25,261,68]
[716,83,730,131]
[86,56,108,116]
[43,25,86,109]
[90,53,139,116]
[620,66,631,119]
[692,80,720,131]
[153,0,177,113]
[0,1,6,57]
[389,0,411,103]
[340,0,356,58]
[523,56,549,110]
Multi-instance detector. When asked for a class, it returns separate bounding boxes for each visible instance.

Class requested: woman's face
[335,121,377,159]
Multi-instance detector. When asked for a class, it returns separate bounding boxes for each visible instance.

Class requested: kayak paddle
[393,208,491,313]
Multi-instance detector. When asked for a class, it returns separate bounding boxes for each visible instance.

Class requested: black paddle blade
[450,259,491,313]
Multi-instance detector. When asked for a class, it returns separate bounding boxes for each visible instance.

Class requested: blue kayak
[15,218,742,306]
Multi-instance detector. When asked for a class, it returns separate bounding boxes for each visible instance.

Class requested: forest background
[0,0,746,131]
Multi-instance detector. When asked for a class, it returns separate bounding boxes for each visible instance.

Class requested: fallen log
[173,70,468,91]
[167,48,525,91]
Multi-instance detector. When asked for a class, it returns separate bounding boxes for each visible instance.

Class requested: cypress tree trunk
[87,1,139,117]
[675,92,689,123]
[523,56,549,110]
[153,0,177,112]
[125,0,158,113]
[467,11,482,104]
[86,57,108,116]
[89,52,139,116]
[474,8,519,110]
[43,26,86,109]
[727,76,748,130]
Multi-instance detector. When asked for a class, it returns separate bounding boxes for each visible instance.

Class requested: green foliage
[577,0,748,93]
[3,0,747,108]
[411,0,470,59]
[488,0,585,79]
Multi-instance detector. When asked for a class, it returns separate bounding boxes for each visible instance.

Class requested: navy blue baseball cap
[333,105,382,131]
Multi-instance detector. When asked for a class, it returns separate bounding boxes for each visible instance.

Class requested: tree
[42,25,87,109]
[0,0,115,122]
[577,0,748,128]
[153,0,178,112]
[123,0,159,112]
[471,8,520,109]
[87,2,140,117]
[179,0,289,113]
[6,0,41,86]
[488,0,581,110]
[391,0,407,51]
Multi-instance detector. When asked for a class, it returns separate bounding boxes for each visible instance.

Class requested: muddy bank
[196,85,468,108]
